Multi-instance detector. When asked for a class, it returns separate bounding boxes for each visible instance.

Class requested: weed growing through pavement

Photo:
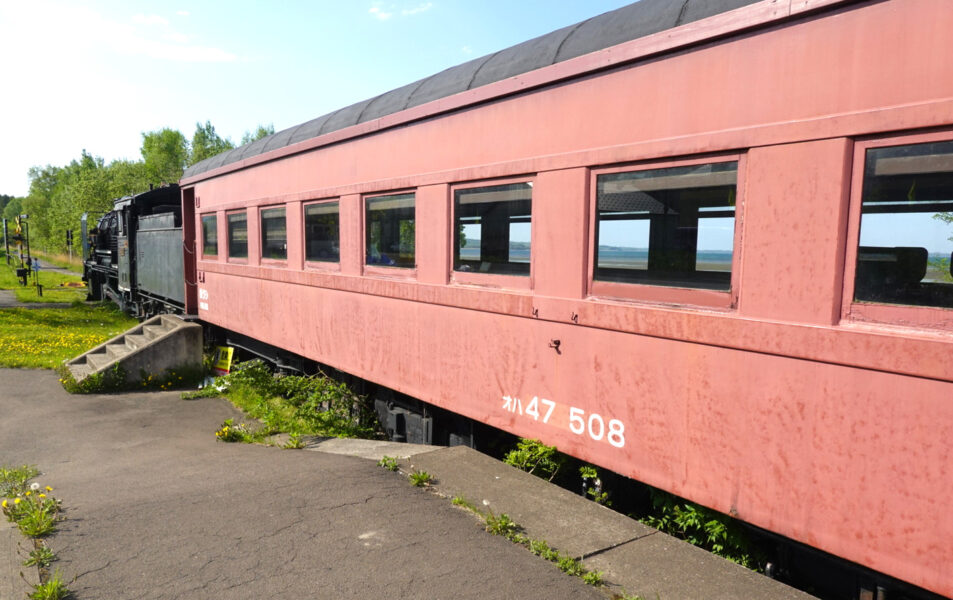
[449,496,606,589]
[377,456,399,471]
[503,438,564,482]
[378,457,608,590]
[2,484,61,538]
[24,545,56,568]
[408,469,434,487]
[484,511,520,538]
[283,432,306,449]
[1,465,72,598]
[27,569,70,600]
[0,465,39,496]
[451,496,477,511]
[214,419,251,443]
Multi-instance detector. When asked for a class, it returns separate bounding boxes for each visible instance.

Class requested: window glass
[595,161,737,290]
[855,140,953,308]
[454,183,532,275]
[261,207,287,260]
[366,193,415,268]
[305,201,340,262]
[201,214,217,257]
[227,211,247,259]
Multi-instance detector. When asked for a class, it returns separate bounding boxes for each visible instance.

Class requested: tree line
[1,121,273,255]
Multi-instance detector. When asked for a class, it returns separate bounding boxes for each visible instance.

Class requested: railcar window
[454,183,532,275]
[227,211,247,259]
[305,201,340,262]
[261,207,287,260]
[366,193,415,268]
[855,141,953,308]
[201,214,217,257]
[594,161,737,290]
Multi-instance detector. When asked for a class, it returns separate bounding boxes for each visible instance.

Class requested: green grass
[14,272,87,304]
[0,252,87,303]
[32,251,84,274]
[0,303,136,368]
[193,359,382,441]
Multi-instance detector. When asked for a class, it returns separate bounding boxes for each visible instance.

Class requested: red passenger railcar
[181,0,953,597]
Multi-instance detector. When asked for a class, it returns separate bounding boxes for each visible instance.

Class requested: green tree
[240,123,274,145]
[141,128,189,185]
[22,165,64,249]
[934,212,953,239]
[190,120,235,165]
[3,198,22,222]
[106,159,150,199]
[44,151,114,253]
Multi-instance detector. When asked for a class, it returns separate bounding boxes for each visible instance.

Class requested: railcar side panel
[195,271,953,592]
[184,1,953,596]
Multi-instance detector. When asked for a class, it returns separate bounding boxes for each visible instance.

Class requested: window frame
[450,176,535,290]
[303,198,342,270]
[363,190,417,277]
[200,212,218,260]
[226,209,248,263]
[842,129,953,330]
[587,154,745,309]
[259,204,288,264]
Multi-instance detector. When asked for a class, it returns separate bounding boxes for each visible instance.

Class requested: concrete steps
[66,314,202,384]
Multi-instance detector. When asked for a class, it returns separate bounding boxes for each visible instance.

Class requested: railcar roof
[184,0,759,179]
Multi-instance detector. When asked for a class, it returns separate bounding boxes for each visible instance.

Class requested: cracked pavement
[0,369,604,599]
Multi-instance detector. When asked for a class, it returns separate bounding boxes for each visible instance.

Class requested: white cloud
[368,5,393,20]
[402,2,433,16]
[370,2,432,21]
[132,14,169,26]
[164,31,190,45]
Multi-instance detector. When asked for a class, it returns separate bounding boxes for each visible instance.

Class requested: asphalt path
[0,369,604,599]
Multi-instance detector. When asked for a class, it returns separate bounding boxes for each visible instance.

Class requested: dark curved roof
[184,0,758,179]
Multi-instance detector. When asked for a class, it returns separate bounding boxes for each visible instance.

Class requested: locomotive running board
[65,314,202,384]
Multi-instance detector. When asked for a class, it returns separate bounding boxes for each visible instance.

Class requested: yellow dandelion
[1,499,7,508]
[39,493,46,498]
[45,486,52,491]
[14,498,21,505]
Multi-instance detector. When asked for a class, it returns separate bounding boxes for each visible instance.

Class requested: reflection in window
[454,183,532,275]
[366,193,415,268]
[855,141,953,308]
[227,212,247,259]
[594,162,737,290]
[305,201,340,262]
[201,214,217,257]
[261,207,286,260]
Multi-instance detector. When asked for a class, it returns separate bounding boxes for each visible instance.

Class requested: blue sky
[0,0,633,197]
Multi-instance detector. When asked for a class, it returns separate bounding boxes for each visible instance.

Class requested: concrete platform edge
[399,445,817,600]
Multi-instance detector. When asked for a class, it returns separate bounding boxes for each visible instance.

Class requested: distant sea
[460,243,733,270]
